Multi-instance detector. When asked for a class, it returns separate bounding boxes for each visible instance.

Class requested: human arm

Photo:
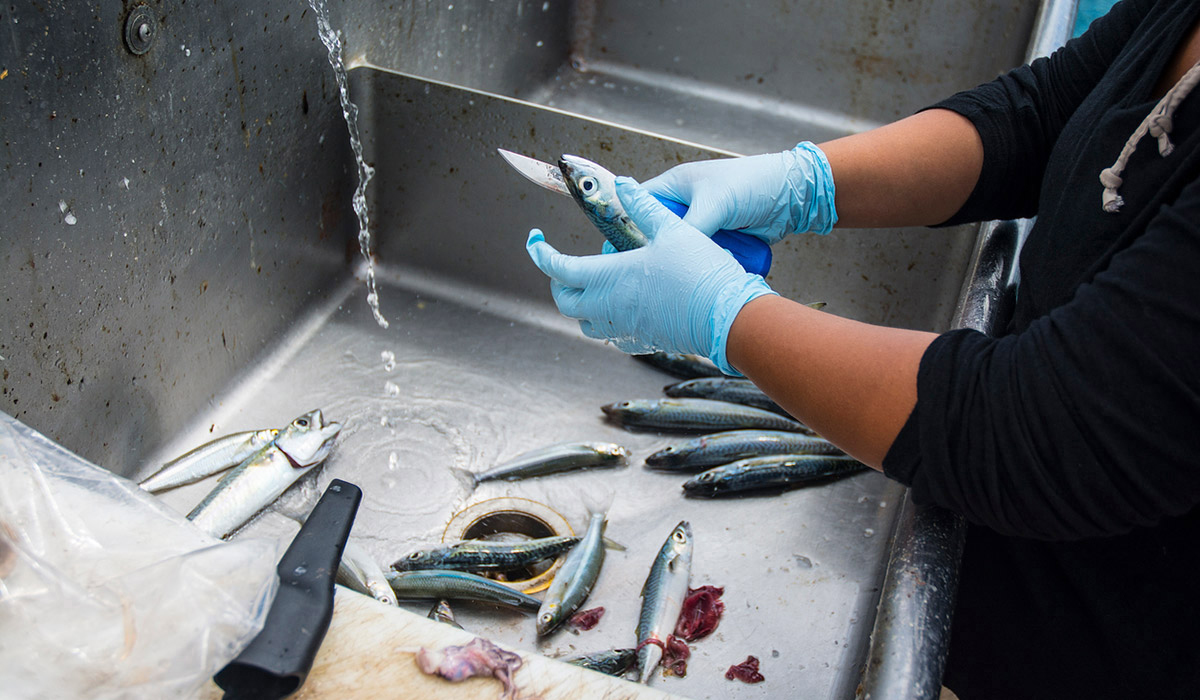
[725,297,935,469]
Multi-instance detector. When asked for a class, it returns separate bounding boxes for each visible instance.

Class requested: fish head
[392,549,436,572]
[536,602,561,636]
[594,442,632,462]
[682,470,724,497]
[559,154,620,218]
[661,521,694,562]
[273,409,342,468]
[559,154,647,250]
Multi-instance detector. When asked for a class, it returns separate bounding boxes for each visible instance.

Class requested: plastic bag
[0,411,281,699]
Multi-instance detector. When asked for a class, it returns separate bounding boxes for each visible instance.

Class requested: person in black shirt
[525,0,1200,696]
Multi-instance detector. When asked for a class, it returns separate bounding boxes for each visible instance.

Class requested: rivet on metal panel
[123,5,157,56]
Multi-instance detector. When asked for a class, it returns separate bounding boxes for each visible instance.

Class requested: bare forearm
[726,295,937,469]
[819,109,984,229]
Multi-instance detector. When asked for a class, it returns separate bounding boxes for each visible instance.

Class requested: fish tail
[581,488,614,519]
[450,466,479,492]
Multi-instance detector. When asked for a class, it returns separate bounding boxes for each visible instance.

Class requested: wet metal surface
[2,1,1058,697]
[146,268,908,699]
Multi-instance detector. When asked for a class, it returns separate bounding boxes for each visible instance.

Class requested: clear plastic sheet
[0,411,281,699]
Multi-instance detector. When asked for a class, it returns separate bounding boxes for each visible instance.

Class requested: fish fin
[601,535,627,552]
[450,466,480,492]
[581,488,614,518]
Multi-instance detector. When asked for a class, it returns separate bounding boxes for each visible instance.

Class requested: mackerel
[461,441,629,486]
[537,510,608,636]
[646,429,843,472]
[559,154,648,251]
[663,377,788,416]
[187,409,341,539]
[427,599,465,630]
[636,521,693,683]
[682,454,867,497]
[140,428,279,493]
[565,648,637,677]
[392,535,581,573]
[337,539,398,605]
[602,398,810,434]
[384,569,542,612]
[633,352,724,379]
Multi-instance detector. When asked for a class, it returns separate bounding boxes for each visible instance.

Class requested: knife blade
[497,148,772,276]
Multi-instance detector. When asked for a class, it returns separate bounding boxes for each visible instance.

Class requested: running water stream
[310,0,389,329]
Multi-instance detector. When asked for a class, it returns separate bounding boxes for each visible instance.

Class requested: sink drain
[442,497,573,594]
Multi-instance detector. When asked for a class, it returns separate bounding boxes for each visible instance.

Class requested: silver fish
[392,535,582,573]
[564,648,637,676]
[645,429,844,472]
[602,398,810,434]
[559,154,648,251]
[428,599,465,630]
[634,352,724,379]
[663,377,788,416]
[461,441,630,486]
[682,454,867,497]
[384,569,542,612]
[187,409,341,539]
[336,539,399,606]
[537,511,608,636]
[139,428,279,493]
[636,521,693,683]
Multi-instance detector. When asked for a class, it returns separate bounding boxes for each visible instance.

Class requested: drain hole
[462,511,557,582]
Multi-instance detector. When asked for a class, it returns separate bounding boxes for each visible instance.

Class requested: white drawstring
[1100,58,1200,213]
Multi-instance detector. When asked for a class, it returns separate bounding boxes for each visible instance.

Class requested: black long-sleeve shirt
[881,0,1200,697]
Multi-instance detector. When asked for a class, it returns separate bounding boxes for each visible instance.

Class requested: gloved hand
[641,141,837,244]
[526,177,778,375]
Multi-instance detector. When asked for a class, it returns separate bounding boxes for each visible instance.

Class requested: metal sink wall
[1,1,1057,699]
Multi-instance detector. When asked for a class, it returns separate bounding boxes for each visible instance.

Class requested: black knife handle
[214,479,362,699]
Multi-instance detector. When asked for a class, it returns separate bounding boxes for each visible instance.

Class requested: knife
[497,148,772,277]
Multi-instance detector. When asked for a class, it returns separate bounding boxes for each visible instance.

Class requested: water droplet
[381,350,396,371]
[863,528,876,538]
[293,565,308,576]
[536,40,544,47]
[793,554,814,569]
[384,380,400,397]
[330,483,342,492]
[388,452,399,471]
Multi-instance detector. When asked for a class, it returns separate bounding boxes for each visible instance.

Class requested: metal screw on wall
[123,5,157,56]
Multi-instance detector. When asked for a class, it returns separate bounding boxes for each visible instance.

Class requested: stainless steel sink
[0,1,1076,698]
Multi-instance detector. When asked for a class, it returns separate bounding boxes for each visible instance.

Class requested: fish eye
[295,418,309,427]
[580,176,598,194]
[699,472,715,482]
[663,446,676,454]
[673,529,688,543]
[408,552,423,560]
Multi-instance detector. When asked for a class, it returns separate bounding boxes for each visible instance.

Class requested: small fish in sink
[636,521,693,683]
[392,535,581,574]
[140,428,280,493]
[602,398,809,434]
[456,441,630,488]
[187,409,341,539]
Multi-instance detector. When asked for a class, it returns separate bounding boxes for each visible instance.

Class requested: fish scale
[392,535,582,573]
[603,398,810,434]
[636,521,693,683]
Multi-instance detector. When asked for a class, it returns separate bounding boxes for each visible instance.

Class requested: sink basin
[0,1,1075,698]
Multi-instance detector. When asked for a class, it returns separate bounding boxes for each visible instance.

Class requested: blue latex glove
[526,177,778,375]
[641,141,837,244]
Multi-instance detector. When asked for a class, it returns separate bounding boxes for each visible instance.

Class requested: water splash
[310,0,389,329]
